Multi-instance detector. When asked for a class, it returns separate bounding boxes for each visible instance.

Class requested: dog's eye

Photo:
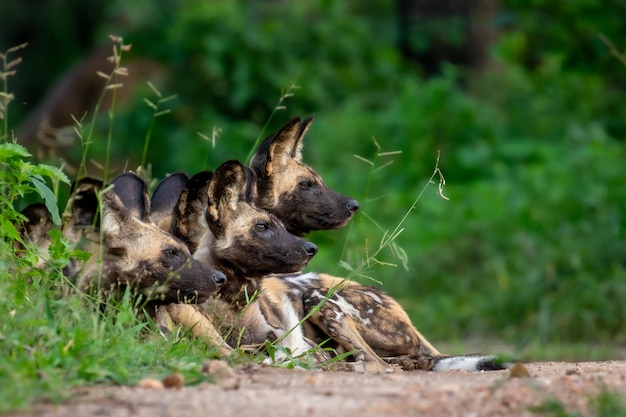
[255,223,268,232]
[299,180,313,189]
[109,247,126,258]
[162,248,180,258]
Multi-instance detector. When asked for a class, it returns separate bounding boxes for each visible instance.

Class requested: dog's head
[203,160,318,279]
[15,202,54,268]
[250,116,359,235]
[76,172,226,304]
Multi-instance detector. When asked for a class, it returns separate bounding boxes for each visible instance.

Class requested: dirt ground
[12,360,626,417]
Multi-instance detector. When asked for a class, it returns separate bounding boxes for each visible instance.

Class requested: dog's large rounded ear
[151,172,188,231]
[66,177,103,227]
[206,160,248,233]
[109,172,150,222]
[174,170,213,250]
[250,116,305,177]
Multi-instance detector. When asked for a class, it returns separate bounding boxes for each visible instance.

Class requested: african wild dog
[15,177,104,272]
[15,203,54,269]
[66,172,227,310]
[154,160,505,371]
[247,118,506,371]
[249,115,360,235]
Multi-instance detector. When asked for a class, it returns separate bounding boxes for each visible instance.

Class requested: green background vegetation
[2,0,626,409]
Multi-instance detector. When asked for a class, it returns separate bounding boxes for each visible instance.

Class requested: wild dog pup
[16,177,103,272]
[15,203,54,269]
[72,172,227,309]
[250,115,360,235]
[195,160,318,297]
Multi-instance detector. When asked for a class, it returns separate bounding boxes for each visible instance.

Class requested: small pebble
[138,378,165,390]
[565,367,582,375]
[162,372,185,389]
[202,360,236,379]
[509,363,531,378]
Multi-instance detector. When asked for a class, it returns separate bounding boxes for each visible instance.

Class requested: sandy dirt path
[13,361,626,417]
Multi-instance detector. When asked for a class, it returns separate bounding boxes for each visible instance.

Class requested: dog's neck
[211,258,264,311]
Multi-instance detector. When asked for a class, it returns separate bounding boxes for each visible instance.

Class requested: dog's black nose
[211,271,227,286]
[304,242,318,257]
[347,198,360,213]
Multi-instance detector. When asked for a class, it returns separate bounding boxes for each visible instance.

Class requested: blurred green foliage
[2,0,625,355]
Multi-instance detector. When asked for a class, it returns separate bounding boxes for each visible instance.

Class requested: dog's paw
[382,354,434,371]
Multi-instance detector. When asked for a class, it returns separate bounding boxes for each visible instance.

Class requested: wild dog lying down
[75,172,227,307]
[15,203,54,269]
[21,172,225,311]
[155,160,506,372]
[248,117,506,371]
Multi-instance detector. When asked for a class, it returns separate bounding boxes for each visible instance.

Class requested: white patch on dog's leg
[270,292,313,363]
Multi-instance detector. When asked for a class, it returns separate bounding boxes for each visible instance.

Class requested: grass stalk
[78,36,130,182]
[244,79,300,164]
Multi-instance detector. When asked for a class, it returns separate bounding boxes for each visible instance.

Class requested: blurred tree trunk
[397,0,497,76]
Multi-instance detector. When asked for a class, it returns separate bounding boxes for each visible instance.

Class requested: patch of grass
[0,284,223,411]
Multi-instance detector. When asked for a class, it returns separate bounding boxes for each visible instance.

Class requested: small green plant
[0,44,70,270]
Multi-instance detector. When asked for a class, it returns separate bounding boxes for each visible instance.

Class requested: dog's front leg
[163,303,233,357]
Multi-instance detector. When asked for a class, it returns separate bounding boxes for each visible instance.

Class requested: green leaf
[30,175,62,225]
[338,260,354,272]
[31,163,70,185]
[2,218,23,242]
[0,143,31,160]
